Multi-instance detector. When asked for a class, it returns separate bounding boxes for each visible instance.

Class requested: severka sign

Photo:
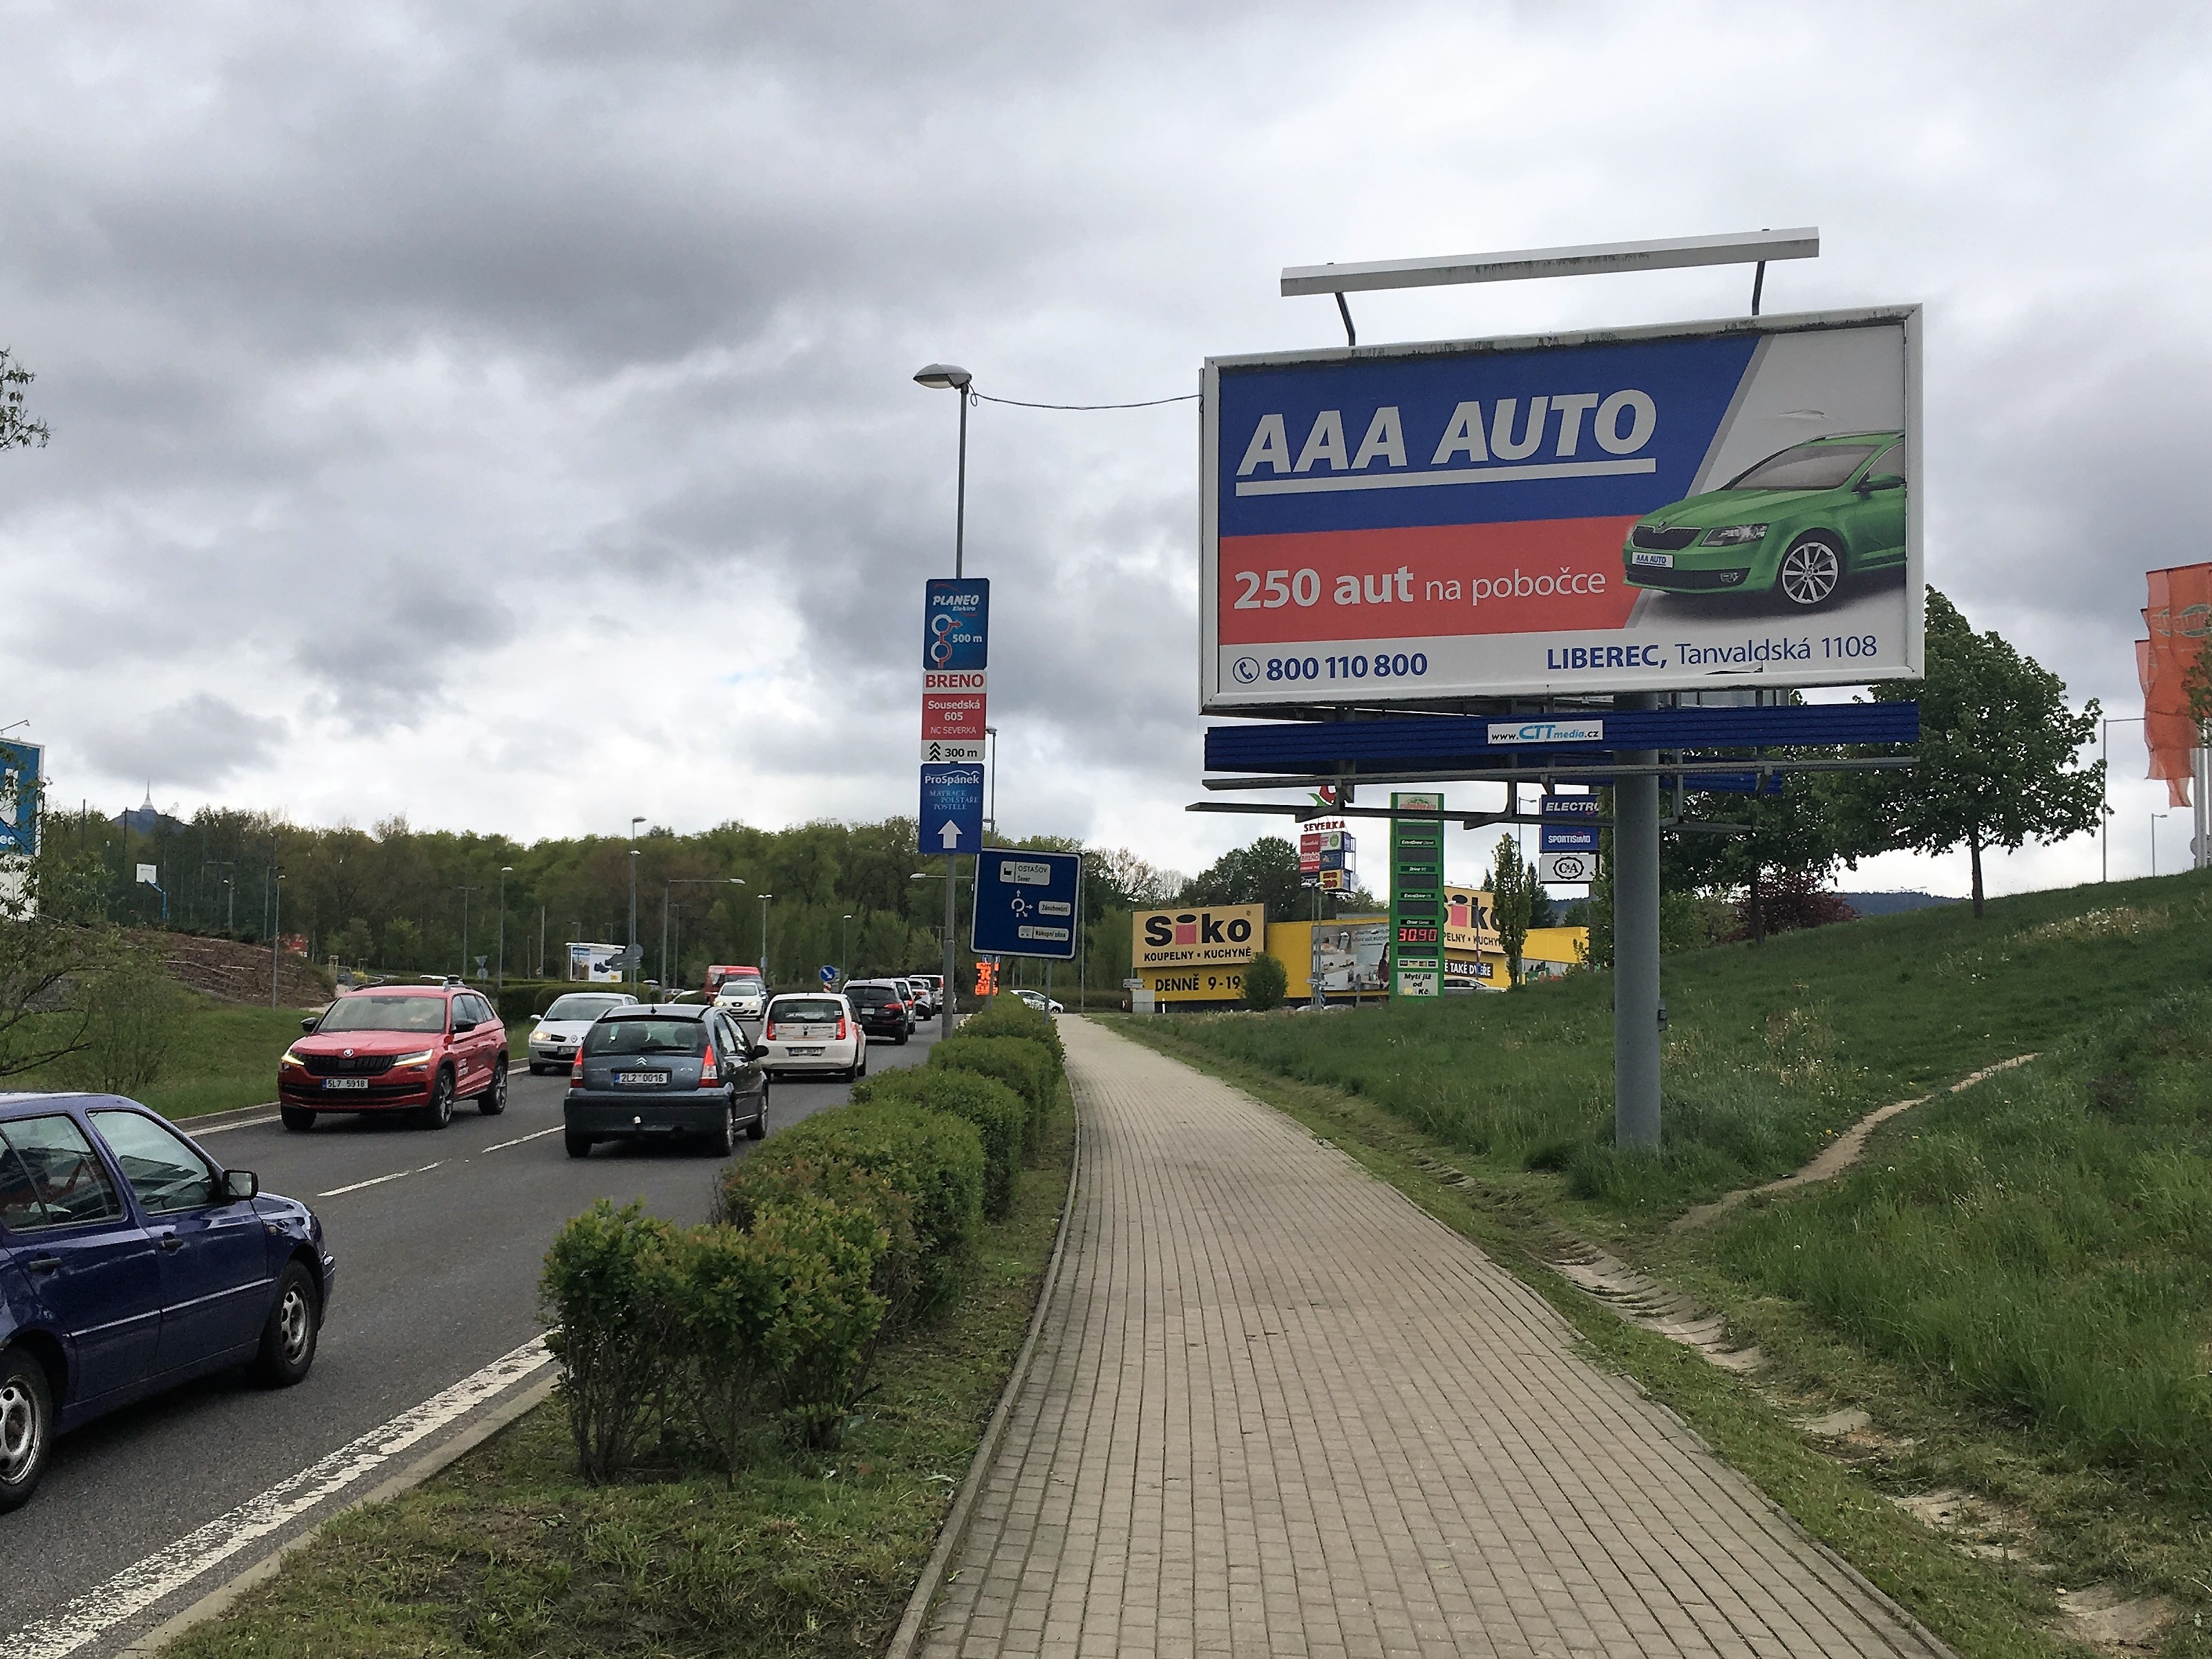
[1200,307,1922,705]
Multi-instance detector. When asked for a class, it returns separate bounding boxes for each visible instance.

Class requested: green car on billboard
[1621,430,1907,610]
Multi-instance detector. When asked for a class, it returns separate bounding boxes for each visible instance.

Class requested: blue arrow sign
[971,847,1080,960]
[919,764,985,855]
[820,965,839,985]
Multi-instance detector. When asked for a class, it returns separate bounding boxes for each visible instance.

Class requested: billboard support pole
[1614,692,1661,1150]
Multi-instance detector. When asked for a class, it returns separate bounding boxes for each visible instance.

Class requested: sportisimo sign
[1200,307,1922,705]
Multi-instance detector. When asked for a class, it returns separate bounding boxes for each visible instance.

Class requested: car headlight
[281,1047,305,1068]
[1700,523,1768,546]
[392,1049,435,1068]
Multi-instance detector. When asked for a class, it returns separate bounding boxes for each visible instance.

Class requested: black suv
[844,980,915,1043]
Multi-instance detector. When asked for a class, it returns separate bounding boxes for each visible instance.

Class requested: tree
[1242,952,1287,1011]
[1665,764,1858,945]
[1486,835,1538,987]
[1837,587,2101,918]
[1179,837,1306,920]
[0,348,48,451]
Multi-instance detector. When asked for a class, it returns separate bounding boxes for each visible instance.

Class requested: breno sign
[1200,307,1922,708]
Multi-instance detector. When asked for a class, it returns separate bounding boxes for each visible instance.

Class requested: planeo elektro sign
[1200,307,1922,708]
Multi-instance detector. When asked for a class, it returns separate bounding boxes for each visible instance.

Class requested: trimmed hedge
[960,994,1064,1063]
[851,1067,1028,1219]
[930,1034,1059,1146]
[717,1103,984,1318]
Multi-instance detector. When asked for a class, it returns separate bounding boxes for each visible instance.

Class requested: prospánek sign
[1200,307,1922,706]
[971,848,1080,960]
[918,764,984,855]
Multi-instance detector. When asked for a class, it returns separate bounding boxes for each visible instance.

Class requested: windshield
[545,994,625,1021]
[1723,443,1877,492]
[848,985,897,1004]
[584,1018,708,1057]
[317,994,450,1034]
[771,998,843,1023]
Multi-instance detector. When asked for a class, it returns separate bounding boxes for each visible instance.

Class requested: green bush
[1242,952,1288,1011]
[540,1201,681,1482]
[960,994,1064,1063]
[660,1196,891,1462]
[853,1067,1028,1218]
[931,1034,1059,1144]
[720,1103,984,1316]
[717,1154,918,1318]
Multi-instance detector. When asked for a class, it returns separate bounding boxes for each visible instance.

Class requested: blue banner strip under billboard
[1204,701,1917,775]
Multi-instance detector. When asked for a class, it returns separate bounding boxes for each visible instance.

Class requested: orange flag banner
[2137,564,2212,807]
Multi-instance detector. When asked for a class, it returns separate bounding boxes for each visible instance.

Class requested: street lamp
[627,817,647,985]
[917,363,974,1028]
[985,725,999,834]
[2101,714,2146,882]
[757,893,775,984]
[496,866,513,997]
[840,913,854,983]
[911,869,957,1027]
[269,873,285,1008]
[2153,812,2171,878]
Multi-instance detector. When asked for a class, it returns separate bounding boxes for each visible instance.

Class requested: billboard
[567,942,625,983]
[2137,564,2212,807]
[1201,307,1922,706]
[1310,918,1389,996]
[0,740,41,858]
[1131,903,1266,970]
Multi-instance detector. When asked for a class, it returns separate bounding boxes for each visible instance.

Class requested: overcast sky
[3,0,2206,898]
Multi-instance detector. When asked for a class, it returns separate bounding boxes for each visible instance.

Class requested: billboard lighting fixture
[1283,227,1820,343]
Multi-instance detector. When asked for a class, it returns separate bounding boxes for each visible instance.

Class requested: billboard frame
[1199,303,1923,717]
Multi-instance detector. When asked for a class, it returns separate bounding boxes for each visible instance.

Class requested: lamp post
[456,884,477,981]
[757,893,775,984]
[496,867,512,997]
[916,362,974,1031]
[2101,714,2146,882]
[665,877,744,992]
[985,726,998,834]
[269,873,284,1007]
[911,869,956,1027]
[840,913,853,984]
[2153,812,2170,878]
[627,817,646,985]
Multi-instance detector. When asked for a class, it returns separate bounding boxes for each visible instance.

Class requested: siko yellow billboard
[1131,903,1267,970]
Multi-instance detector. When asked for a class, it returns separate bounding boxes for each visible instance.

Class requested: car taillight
[698,1045,718,1088]
[835,1016,848,1041]
[569,1050,584,1088]
[889,1001,905,1014]
[764,1022,777,1041]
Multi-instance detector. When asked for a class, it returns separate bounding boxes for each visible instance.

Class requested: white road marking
[314,1170,409,1198]
[481,1126,564,1153]
[187,1115,278,1137]
[6,1336,553,1659]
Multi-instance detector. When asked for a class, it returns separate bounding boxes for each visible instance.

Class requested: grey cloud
[82,694,289,790]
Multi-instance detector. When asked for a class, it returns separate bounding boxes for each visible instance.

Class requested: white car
[527,989,639,1074]
[714,973,768,1019]
[758,992,867,1081]
[1011,988,1064,1015]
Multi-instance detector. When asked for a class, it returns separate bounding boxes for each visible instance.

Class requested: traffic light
[974,960,998,996]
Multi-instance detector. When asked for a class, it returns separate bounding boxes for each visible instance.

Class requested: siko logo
[1143,911,1256,947]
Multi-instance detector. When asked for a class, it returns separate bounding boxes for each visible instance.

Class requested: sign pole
[1613,692,1661,1149]
[945,853,958,1027]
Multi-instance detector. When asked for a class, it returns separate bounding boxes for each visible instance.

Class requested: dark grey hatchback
[563,1005,767,1159]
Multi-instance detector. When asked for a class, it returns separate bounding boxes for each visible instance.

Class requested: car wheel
[419,1069,455,1130]
[703,1098,735,1157]
[527,1063,547,1077]
[564,1130,593,1159]
[280,1106,317,1132]
[0,1347,53,1513]
[896,1030,909,1045]
[1777,535,1844,608]
[745,1090,768,1140]
[476,1059,508,1115]
[249,1261,321,1387]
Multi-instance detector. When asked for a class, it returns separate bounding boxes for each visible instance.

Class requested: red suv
[278,980,508,1132]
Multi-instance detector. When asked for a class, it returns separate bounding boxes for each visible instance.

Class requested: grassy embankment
[1109,869,2212,1659]
[162,1086,1075,1659]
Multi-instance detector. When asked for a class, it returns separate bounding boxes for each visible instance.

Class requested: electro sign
[1200,307,1922,706]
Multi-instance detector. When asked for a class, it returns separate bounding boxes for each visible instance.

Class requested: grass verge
[1099,1014,2101,1659]
[162,1086,1075,1659]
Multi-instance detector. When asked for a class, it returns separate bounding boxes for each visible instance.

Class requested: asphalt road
[1,1014,942,1656]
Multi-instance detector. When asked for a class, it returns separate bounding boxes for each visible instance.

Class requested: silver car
[527,990,640,1074]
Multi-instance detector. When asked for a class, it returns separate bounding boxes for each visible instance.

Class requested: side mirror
[451,1018,478,1034]
[223,1169,259,1201]
[299,1016,318,1033]
[1857,473,1904,493]
[749,1043,771,1061]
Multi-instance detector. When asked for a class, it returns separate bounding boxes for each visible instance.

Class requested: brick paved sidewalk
[920,1018,1951,1659]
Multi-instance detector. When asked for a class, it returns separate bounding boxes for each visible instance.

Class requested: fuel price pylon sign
[1390,792,1444,998]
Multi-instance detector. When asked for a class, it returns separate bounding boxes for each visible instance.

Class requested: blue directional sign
[820,965,839,986]
[919,764,985,855]
[971,847,1080,960]
[924,578,990,671]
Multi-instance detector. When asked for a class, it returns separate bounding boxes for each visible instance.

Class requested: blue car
[0,1094,336,1510]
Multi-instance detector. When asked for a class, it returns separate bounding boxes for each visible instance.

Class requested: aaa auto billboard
[1201,307,1921,705]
